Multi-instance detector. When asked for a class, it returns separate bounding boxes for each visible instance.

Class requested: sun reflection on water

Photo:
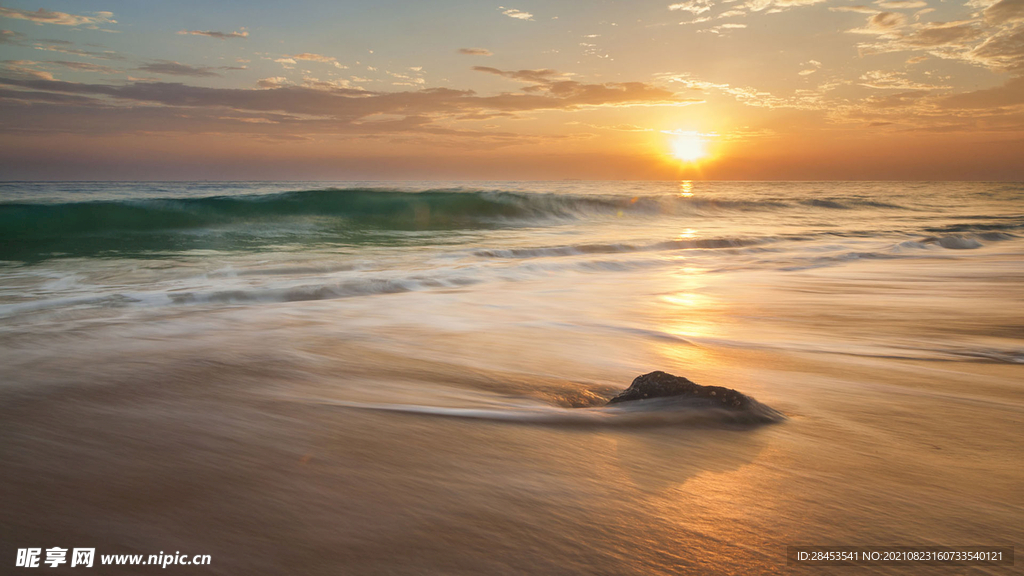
[643,267,722,370]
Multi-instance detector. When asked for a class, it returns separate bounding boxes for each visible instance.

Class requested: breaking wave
[0,187,926,260]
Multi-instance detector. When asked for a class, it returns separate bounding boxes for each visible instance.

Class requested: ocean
[2,181,1022,574]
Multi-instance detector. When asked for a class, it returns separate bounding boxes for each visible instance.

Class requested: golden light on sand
[669,132,708,163]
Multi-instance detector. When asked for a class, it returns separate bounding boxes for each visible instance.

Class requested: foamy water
[2,181,1022,574]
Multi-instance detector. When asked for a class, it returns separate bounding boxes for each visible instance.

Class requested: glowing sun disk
[671,134,707,162]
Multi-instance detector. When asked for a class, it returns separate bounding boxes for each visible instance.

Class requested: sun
[670,132,708,162]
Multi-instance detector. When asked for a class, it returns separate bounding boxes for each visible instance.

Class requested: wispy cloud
[798,60,822,75]
[0,6,115,27]
[33,42,124,61]
[387,70,425,85]
[669,1,714,15]
[177,29,249,40]
[270,53,347,69]
[458,48,493,56]
[290,53,334,62]
[744,0,827,14]
[46,60,120,74]
[859,69,949,89]
[700,22,748,34]
[0,28,24,44]
[830,6,881,14]
[848,11,908,35]
[657,72,825,109]
[472,67,566,83]
[499,6,534,20]
[137,61,221,77]
[291,53,347,68]
[1,59,53,80]
[874,0,928,8]
[567,121,653,132]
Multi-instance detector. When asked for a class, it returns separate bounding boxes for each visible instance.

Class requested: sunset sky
[1,0,1022,180]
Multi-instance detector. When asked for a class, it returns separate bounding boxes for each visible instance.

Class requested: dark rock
[607,371,752,409]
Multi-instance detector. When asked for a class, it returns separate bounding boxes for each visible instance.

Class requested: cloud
[458,48,493,56]
[850,11,908,34]
[137,61,220,77]
[902,20,983,46]
[772,0,829,7]
[177,29,249,40]
[569,122,654,131]
[798,59,822,75]
[862,90,930,108]
[872,12,907,27]
[46,60,120,74]
[0,7,116,27]
[1,29,25,44]
[0,65,701,142]
[387,70,426,85]
[854,13,1023,74]
[290,53,336,63]
[32,43,124,60]
[256,76,290,88]
[499,7,534,20]
[302,76,353,90]
[699,23,748,34]
[658,71,835,109]
[859,69,950,89]
[939,76,1024,108]
[1,59,53,80]
[280,52,348,68]
[472,66,565,83]
[744,0,827,13]
[217,115,278,124]
[874,0,928,8]
[669,1,714,15]
[913,7,935,19]
[578,39,611,59]
[830,6,881,14]
[831,74,1024,134]
[0,86,97,104]
[967,25,1024,72]
[984,0,1024,25]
